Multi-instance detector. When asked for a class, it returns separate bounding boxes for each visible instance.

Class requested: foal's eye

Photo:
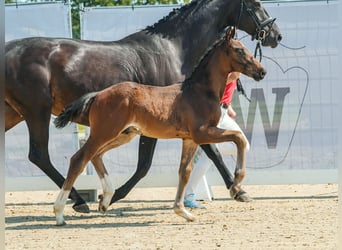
[236,48,245,57]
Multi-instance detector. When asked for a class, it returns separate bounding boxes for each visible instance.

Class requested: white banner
[235,1,338,171]
[5,2,72,41]
[80,1,338,182]
[81,5,179,41]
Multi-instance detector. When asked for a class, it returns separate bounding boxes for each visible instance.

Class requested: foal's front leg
[173,139,198,222]
[194,127,247,200]
[220,130,247,200]
[229,134,247,200]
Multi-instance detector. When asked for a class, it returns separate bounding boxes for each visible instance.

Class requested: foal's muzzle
[253,69,267,81]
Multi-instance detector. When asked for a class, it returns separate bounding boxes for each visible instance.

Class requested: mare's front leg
[174,139,198,222]
[200,144,251,202]
[110,136,157,204]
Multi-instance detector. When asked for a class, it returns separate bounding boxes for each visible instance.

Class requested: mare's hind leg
[110,135,157,204]
[174,139,198,222]
[200,144,251,202]
[5,102,24,131]
[24,110,89,213]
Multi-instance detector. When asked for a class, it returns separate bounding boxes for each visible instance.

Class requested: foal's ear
[225,26,236,41]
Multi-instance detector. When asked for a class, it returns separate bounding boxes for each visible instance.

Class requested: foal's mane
[181,35,226,90]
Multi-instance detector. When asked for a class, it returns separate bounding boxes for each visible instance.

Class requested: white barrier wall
[5,2,78,179]
[80,1,338,185]
[5,2,72,41]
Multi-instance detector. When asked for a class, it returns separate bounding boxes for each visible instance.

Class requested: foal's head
[222,27,266,81]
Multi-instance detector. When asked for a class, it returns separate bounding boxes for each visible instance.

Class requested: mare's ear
[225,26,236,41]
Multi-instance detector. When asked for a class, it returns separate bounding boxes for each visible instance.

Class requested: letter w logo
[234,87,290,149]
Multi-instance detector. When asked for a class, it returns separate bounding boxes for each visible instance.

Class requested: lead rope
[254,40,262,62]
[236,78,251,102]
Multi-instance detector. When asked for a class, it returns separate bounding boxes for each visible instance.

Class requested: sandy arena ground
[5,184,338,249]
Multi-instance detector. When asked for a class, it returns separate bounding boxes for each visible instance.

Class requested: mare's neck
[150,0,238,77]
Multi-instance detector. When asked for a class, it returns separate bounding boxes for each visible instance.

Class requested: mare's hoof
[174,208,196,222]
[234,190,253,202]
[110,191,122,204]
[72,203,90,213]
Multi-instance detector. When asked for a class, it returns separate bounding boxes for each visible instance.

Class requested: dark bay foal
[53,27,266,225]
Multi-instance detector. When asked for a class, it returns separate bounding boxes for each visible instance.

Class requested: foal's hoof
[98,204,107,214]
[174,208,196,222]
[55,221,67,226]
[98,195,108,214]
[233,190,253,202]
[72,203,90,213]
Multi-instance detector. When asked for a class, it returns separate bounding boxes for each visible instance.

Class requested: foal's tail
[54,92,98,128]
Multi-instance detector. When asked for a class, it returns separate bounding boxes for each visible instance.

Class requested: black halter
[236,0,276,42]
[236,0,276,61]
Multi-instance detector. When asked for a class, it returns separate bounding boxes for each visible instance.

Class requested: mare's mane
[181,35,226,90]
[144,0,205,32]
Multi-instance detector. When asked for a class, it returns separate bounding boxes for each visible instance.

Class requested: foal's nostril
[259,70,267,79]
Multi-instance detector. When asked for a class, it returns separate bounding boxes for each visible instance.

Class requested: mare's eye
[236,48,245,57]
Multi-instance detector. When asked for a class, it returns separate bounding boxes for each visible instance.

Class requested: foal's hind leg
[174,139,198,222]
[54,147,92,225]
[92,131,154,206]
[91,155,114,214]
[54,137,111,225]
[200,144,251,202]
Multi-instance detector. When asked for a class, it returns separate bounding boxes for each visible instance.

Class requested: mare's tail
[54,92,98,128]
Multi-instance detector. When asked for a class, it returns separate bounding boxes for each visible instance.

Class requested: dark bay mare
[53,27,266,225]
[5,0,281,213]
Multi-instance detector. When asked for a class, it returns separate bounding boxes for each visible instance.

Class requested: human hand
[227,104,236,119]
[227,72,241,83]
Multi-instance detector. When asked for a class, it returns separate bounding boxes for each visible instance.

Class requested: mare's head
[236,0,282,48]
[223,27,266,81]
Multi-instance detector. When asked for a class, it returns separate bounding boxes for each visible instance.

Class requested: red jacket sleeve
[221,80,237,105]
